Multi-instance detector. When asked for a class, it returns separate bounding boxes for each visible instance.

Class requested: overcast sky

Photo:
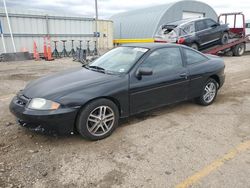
[2,0,250,20]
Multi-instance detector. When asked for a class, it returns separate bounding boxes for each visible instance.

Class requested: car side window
[183,48,208,65]
[140,47,183,73]
[205,19,217,27]
[180,22,195,35]
[195,20,207,31]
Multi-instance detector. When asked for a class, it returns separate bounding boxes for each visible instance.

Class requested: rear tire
[233,43,245,56]
[196,78,218,106]
[190,43,199,50]
[76,98,119,141]
[220,32,229,45]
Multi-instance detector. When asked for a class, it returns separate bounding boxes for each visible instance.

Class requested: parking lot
[0,55,250,188]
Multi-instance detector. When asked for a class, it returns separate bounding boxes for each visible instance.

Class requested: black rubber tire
[220,32,229,45]
[195,78,218,106]
[76,98,119,141]
[190,43,199,50]
[232,43,245,56]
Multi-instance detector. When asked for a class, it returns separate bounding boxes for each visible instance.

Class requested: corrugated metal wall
[0,9,113,53]
[111,4,172,39]
[111,0,217,39]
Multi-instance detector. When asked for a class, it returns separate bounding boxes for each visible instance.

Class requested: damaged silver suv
[155,17,229,50]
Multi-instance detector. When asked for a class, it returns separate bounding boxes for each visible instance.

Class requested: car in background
[10,43,225,141]
[155,17,229,50]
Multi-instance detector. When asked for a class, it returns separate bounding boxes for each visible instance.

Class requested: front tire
[220,32,229,45]
[76,98,119,141]
[196,78,218,106]
[190,43,199,50]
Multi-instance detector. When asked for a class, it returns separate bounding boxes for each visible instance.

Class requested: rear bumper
[9,96,79,135]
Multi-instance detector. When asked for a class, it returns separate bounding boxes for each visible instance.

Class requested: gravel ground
[0,56,250,188]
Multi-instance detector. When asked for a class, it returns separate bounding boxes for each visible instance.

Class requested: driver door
[195,20,211,45]
[204,19,221,43]
[129,47,189,115]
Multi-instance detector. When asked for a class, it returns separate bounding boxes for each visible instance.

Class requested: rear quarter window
[183,48,208,65]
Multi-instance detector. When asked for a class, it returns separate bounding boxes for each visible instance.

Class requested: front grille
[16,94,30,107]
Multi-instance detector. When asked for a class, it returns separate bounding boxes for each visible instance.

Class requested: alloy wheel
[87,106,115,136]
[203,82,216,103]
[222,33,229,44]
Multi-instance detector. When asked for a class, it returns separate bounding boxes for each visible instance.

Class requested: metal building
[111,0,217,39]
[0,8,113,54]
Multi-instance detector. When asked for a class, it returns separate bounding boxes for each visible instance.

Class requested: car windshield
[87,47,148,74]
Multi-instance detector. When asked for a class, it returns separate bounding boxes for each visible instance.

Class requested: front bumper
[9,96,79,135]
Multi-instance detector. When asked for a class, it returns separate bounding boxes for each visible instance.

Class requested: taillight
[177,37,185,44]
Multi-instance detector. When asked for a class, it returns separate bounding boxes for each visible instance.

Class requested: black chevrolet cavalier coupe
[10,43,225,140]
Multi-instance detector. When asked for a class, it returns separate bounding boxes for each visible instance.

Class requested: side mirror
[211,23,219,28]
[136,67,153,79]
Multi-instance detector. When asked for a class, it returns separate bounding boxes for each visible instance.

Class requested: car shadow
[119,100,193,127]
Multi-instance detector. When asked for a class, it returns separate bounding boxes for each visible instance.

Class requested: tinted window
[141,47,183,73]
[246,23,250,28]
[205,19,217,27]
[184,48,208,65]
[195,20,207,31]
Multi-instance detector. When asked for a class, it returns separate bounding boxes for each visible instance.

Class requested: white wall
[182,11,204,19]
[0,9,113,54]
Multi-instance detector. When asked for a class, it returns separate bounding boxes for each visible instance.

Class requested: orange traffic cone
[46,36,54,61]
[33,41,39,61]
[43,36,48,60]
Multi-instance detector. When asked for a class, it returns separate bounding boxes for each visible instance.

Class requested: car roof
[122,43,181,50]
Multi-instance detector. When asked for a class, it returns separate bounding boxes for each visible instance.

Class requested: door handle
[179,72,188,79]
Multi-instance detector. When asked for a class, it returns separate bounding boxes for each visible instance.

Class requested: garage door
[182,11,204,19]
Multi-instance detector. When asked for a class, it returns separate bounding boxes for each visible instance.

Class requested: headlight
[27,98,60,110]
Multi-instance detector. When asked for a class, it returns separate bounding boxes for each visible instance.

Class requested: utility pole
[95,0,98,52]
[3,0,16,53]
[0,20,6,53]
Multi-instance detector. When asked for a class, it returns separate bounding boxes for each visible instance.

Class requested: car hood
[22,67,118,100]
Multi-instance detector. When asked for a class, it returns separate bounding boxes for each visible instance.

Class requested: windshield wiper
[85,65,106,73]
[84,65,120,75]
